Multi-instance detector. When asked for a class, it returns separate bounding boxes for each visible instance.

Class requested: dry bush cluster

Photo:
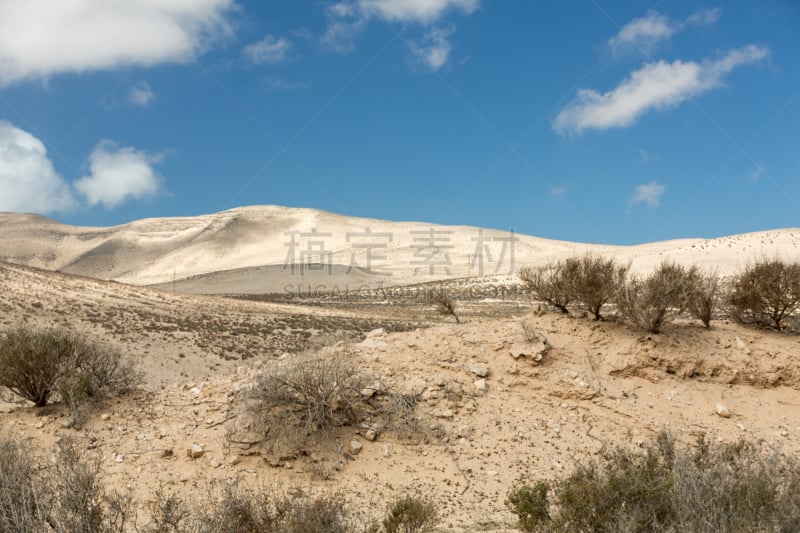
[507,432,800,532]
[520,255,800,334]
[0,436,132,532]
[0,433,439,533]
[727,259,800,331]
[0,326,141,425]
[519,254,629,321]
[246,348,429,454]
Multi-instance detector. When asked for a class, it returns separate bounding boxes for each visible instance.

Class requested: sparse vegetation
[728,258,800,330]
[382,496,439,533]
[0,435,132,532]
[426,289,460,324]
[506,482,550,532]
[568,254,629,320]
[508,432,800,532]
[684,267,720,329]
[0,326,141,425]
[247,350,369,444]
[519,262,574,315]
[616,262,692,333]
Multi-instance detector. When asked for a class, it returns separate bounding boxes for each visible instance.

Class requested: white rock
[187,444,204,459]
[469,364,490,377]
[100,413,111,421]
[190,386,202,396]
[365,429,377,441]
[350,439,363,455]
[474,379,488,392]
[365,328,386,339]
[715,403,732,418]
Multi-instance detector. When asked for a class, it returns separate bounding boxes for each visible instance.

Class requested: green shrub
[382,496,439,533]
[506,482,550,532]
[728,259,800,330]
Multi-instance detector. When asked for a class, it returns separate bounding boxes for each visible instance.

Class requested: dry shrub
[684,267,720,329]
[146,484,366,533]
[0,326,141,424]
[508,432,800,532]
[519,263,573,315]
[616,262,692,333]
[728,258,800,330]
[426,290,460,324]
[247,350,369,445]
[568,254,629,320]
[0,435,131,533]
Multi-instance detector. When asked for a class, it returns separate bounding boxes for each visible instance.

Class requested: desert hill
[1,206,798,294]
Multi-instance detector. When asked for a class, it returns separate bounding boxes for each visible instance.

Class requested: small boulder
[469,364,490,378]
[365,429,377,441]
[350,439,363,455]
[715,403,732,418]
[474,379,488,392]
[187,444,204,459]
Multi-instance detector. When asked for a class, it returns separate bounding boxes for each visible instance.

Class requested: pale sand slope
[1,263,799,531]
[1,206,798,294]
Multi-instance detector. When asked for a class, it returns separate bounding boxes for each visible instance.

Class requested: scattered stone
[100,413,111,421]
[160,449,174,458]
[510,340,549,362]
[469,364,489,377]
[210,460,221,468]
[229,454,242,465]
[190,386,202,396]
[435,409,454,419]
[350,439,363,455]
[383,444,391,457]
[113,454,124,463]
[474,379,488,392]
[715,403,732,418]
[187,444,204,459]
[365,429,377,441]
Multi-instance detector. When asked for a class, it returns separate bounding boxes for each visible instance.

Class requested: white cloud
[128,82,156,107]
[554,45,768,135]
[637,148,659,164]
[244,35,293,64]
[629,181,665,211]
[74,142,163,209]
[412,27,454,71]
[0,0,235,86]
[0,120,76,213]
[549,186,568,198]
[352,0,479,24]
[609,7,722,55]
[322,0,478,59]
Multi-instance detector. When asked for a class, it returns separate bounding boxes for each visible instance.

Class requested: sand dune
[1,205,798,294]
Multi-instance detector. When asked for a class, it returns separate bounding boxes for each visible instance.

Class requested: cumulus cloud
[128,82,156,107]
[412,27,454,71]
[0,0,236,86]
[351,0,479,23]
[609,7,722,55]
[244,35,293,64]
[74,142,163,209]
[0,120,76,213]
[629,181,665,211]
[323,0,478,68]
[554,45,768,135]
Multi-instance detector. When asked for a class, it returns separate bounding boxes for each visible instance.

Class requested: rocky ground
[2,261,800,531]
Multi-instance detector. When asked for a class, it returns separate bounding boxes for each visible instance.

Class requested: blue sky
[0,0,798,245]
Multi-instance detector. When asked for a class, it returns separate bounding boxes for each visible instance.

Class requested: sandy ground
[1,261,800,531]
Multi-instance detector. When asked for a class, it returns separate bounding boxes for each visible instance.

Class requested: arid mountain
[1,206,798,294]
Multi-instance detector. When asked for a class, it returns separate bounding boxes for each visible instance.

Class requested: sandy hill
[1,206,798,294]
[1,262,799,531]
